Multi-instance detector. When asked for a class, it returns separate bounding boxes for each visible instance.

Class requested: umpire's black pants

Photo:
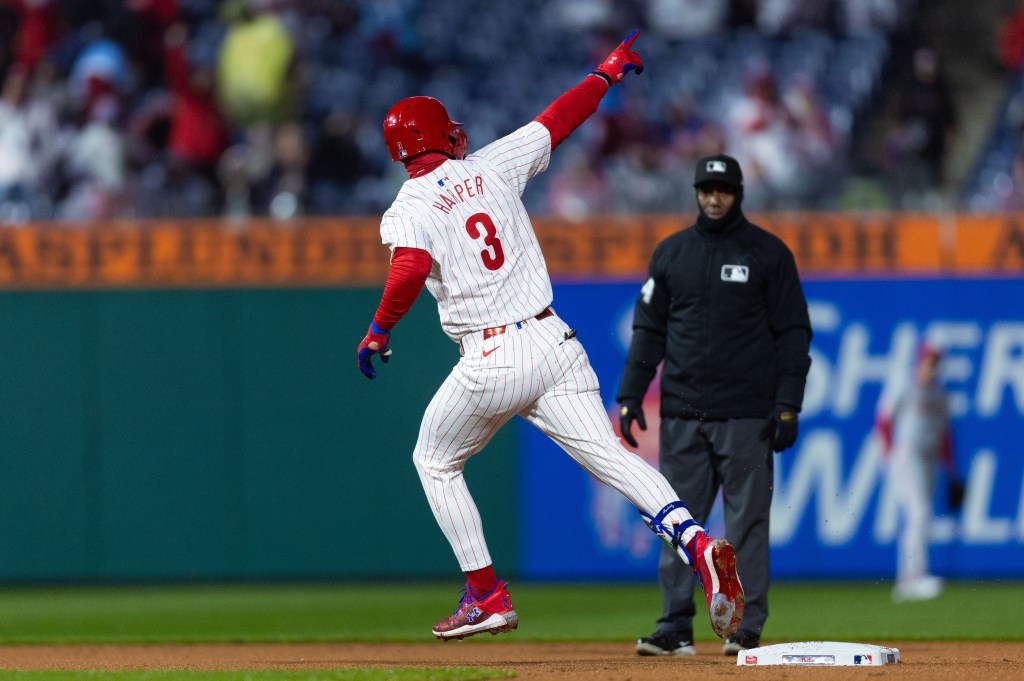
[654,417,773,638]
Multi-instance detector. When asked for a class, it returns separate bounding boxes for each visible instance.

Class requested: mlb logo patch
[854,655,872,665]
[707,160,727,173]
[721,265,749,282]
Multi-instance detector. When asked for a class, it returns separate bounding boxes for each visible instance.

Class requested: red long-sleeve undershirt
[375,75,609,329]
[534,74,609,151]
[372,247,432,330]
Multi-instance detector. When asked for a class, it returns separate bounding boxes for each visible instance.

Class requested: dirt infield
[0,641,1020,680]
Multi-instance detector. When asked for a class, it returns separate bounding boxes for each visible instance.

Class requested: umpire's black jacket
[617,210,812,420]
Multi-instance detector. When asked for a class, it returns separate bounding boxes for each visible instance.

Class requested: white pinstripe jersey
[380,121,554,342]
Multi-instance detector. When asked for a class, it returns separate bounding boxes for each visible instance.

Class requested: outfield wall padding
[0,289,516,581]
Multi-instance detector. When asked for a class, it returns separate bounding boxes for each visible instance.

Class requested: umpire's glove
[357,321,392,380]
[760,405,799,452]
[619,399,647,448]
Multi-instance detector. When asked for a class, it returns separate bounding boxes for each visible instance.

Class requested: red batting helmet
[383,96,468,162]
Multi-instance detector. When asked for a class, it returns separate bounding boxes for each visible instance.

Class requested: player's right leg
[519,333,743,637]
[890,450,940,601]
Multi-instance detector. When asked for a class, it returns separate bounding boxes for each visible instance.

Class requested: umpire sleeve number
[465,212,506,271]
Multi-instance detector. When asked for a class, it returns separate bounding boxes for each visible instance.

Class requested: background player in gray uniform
[876,343,957,602]
[356,32,745,642]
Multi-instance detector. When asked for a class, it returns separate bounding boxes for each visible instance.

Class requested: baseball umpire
[357,34,745,643]
[618,154,812,656]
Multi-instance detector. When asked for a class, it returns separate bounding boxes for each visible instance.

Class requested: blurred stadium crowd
[0,0,1017,222]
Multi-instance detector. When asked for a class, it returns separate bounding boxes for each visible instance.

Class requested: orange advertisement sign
[0,219,389,288]
[539,212,1024,278]
[0,213,1021,289]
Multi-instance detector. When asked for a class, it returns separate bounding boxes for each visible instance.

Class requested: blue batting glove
[357,321,392,380]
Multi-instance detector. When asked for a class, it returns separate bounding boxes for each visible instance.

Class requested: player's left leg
[414,331,545,640]
[413,366,505,573]
[414,371,521,639]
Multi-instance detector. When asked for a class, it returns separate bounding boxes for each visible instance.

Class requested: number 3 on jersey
[465,212,505,271]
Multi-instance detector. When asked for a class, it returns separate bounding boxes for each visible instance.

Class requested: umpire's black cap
[693,154,743,190]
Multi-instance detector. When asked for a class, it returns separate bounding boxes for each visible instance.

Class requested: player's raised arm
[534,29,644,152]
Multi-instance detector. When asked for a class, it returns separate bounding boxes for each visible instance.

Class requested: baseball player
[356,31,744,642]
[875,342,956,602]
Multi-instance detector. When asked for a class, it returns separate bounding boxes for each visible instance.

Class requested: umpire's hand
[619,399,647,448]
[760,405,799,452]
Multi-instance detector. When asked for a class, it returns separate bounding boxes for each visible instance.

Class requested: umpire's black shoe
[722,629,760,655]
[636,630,696,656]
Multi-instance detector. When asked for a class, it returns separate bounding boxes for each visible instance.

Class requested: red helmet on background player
[383,96,468,162]
[917,342,943,364]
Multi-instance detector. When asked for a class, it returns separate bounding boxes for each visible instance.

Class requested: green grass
[0,673,511,681]
[0,580,1020,644]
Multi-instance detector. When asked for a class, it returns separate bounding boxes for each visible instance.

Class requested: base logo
[854,655,872,665]
[745,655,758,664]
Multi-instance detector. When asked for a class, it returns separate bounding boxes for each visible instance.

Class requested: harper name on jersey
[432,175,486,214]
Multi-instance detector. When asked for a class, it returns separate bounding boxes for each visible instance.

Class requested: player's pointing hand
[594,29,644,85]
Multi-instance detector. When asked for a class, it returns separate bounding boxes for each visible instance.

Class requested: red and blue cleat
[688,531,745,638]
[432,579,519,641]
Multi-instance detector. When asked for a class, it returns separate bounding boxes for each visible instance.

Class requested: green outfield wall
[6,215,1018,584]
[0,289,517,582]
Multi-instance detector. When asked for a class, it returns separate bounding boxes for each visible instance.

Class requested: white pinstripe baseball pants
[412,310,698,571]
